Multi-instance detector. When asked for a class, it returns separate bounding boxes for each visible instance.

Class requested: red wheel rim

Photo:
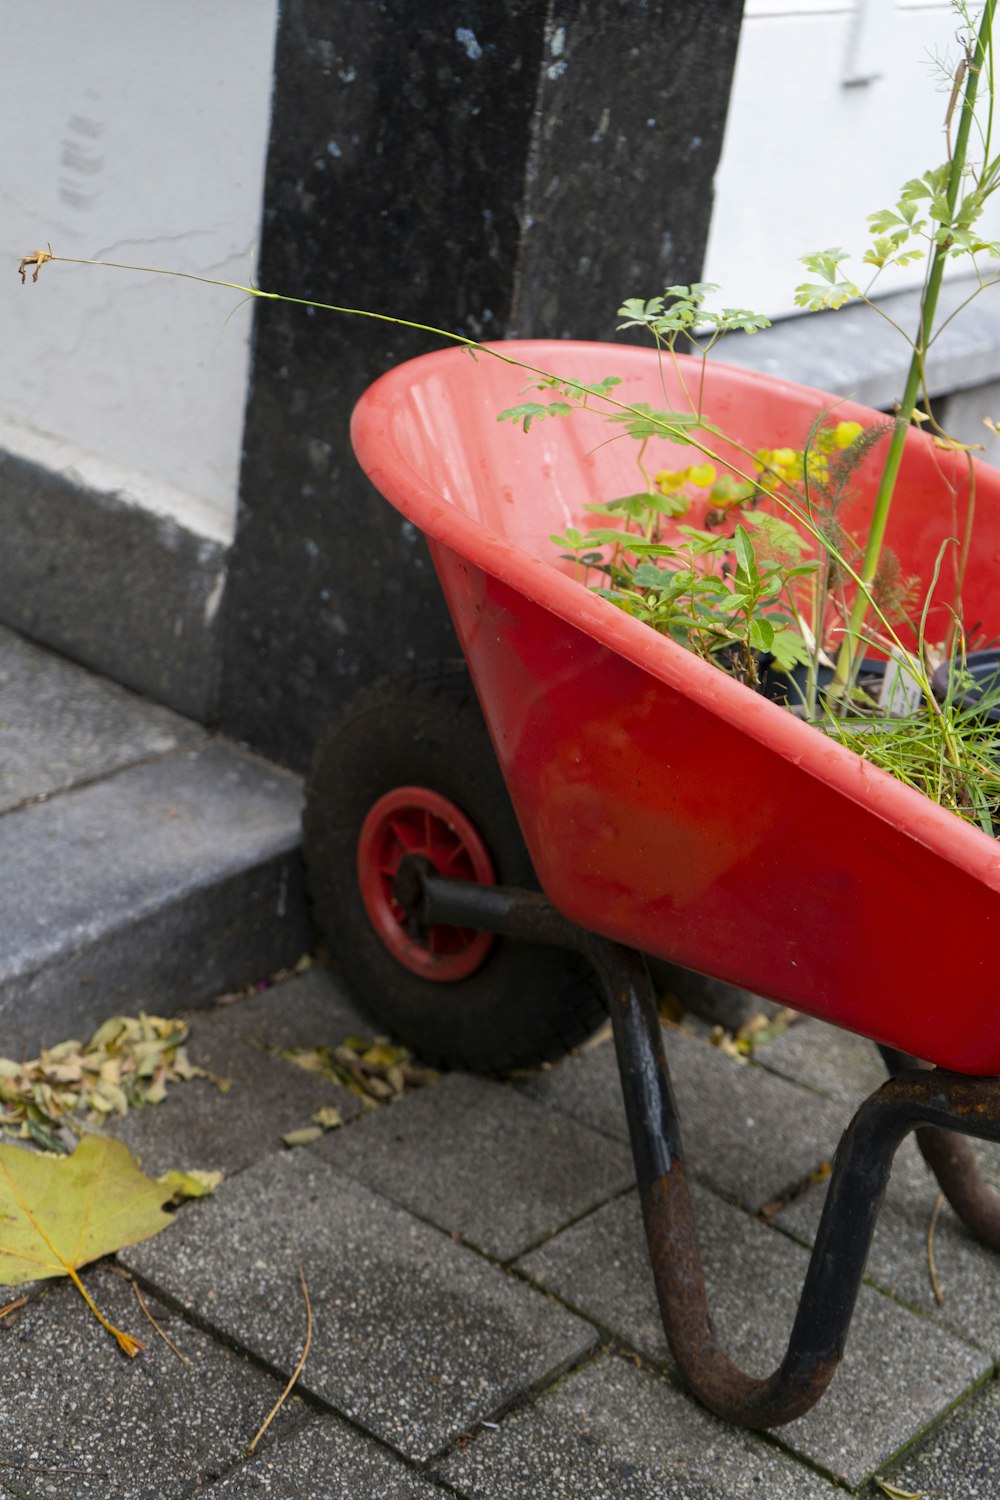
[357,786,497,981]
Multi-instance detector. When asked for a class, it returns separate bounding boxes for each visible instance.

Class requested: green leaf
[497,400,573,432]
[732,525,756,579]
[795,248,859,310]
[586,493,659,521]
[767,628,812,673]
[586,491,689,520]
[607,405,716,442]
[554,375,622,400]
[629,562,690,594]
[584,531,679,556]
[794,279,859,311]
[717,308,771,334]
[867,208,907,234]
[749,618,775,651]
[549,527,590,551]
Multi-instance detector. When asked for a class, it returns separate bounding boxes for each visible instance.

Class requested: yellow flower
[834,420,863,449]
[686,463,716,488]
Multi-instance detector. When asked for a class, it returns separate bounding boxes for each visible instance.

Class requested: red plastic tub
[351,340,1000,1074]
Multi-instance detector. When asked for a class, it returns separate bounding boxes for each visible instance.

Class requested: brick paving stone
[516,1185,988,1487]
[885,1379,1000,1498]
[440,1352,829,1499]
[313,1072,634,1260]
[198,968,375,1055]
[757,1017,1000,1193]
[107,1011,362,1178]
[121,1150,597,1463]
[0,1267,305,1500]
[778,1135,1000,1358]
[751,1015,888,1107]
[204,1416,443,1498]
[520,1027,846,1212]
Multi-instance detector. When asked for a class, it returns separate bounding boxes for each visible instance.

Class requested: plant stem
[29,253,914,665]
[833,0,996,692]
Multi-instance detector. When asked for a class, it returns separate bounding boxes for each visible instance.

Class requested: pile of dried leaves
[0,1014,208,1151]
[282,1035,437,1112]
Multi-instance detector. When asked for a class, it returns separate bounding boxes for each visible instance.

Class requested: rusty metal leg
[587,940,880,1426]
[395,861,1000,1428]
[879,1044,1000,1250]
[588,947,1000,1427]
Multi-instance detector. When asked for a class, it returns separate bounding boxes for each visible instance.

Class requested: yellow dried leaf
[874,1479,928,1499]
[362,1043,408,1068]
[43,1040,83,1064]
[281,1127,323,1147]
[312,1107,344,1130]
[286,1049,328,1074]
[157,1168,223,1201]
[0,1135,173,1354]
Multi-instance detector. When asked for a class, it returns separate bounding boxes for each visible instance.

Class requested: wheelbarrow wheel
[302,662,607,1073]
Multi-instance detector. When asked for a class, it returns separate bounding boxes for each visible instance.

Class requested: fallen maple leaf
[0,1134,174,1354]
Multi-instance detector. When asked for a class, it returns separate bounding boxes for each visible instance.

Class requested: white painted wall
[3,0,277,543]
[8,4,994,548]
[704,0,1000,320]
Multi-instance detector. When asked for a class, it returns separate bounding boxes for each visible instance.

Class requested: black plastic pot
[756,655,886,710]
[931,648,1000,723]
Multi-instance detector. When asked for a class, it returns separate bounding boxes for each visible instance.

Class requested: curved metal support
[397,862,1000,1428]
[878,1043,1000,1250]
[590,946,1000,1428]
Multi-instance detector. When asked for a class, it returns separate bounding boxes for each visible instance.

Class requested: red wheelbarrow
[303,340,1000,1428]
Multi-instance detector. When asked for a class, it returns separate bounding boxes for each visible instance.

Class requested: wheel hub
[356,786,497,980]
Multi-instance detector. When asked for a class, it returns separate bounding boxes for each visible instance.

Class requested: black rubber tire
[302,662,607,1072]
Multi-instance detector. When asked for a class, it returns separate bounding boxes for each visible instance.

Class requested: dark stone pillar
[219,0,745,770]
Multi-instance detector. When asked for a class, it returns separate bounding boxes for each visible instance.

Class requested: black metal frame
[395,856,1000,1427]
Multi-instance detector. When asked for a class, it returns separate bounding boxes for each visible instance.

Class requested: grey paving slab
[202,968,375,1055]
[752,1015,888,1107]
[886,1379,1000,1499]
[760,1017,1000,1202]
[204,1416,443,1499]
[516,1185,988,1487]
[441,1352,830,1500]
[0,624,203,814]
[0,739,311,1057]
[122,1150,597,1463]
[778,1134,1000,1358]
[0,1266,305,1500]
[313,1072,635,1261]
[521,1027,846,1212]
[107,1012,363,1178]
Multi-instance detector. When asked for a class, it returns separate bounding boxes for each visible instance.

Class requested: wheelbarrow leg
[587,939,881,1426]
[878,1044,1000,1249]
[395,860,1000,1428]
[588,945,1000,1427]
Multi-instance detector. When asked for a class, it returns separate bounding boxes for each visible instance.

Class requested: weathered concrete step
[0,623,205,812]
[0,628,310,1057]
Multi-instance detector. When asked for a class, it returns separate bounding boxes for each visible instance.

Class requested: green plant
[795,0,999,691]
